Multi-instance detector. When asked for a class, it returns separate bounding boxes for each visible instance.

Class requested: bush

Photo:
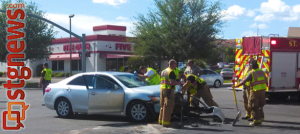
[192,59,207,69]
[215,69,221,74]
[0,72,3,77]
[65,72,70,77]
[127,56,146,72]
[36,64,44,77]
[54,73,64,77]
[24,83,39,88]
[3,72,6,77]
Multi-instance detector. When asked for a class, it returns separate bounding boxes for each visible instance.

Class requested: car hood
[131,85,161,95]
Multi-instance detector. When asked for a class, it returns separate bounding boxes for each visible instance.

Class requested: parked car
[220,68,235,78]
[200,69,224,88]
[217,62,228,69]
[44,72,164,122]
[224,63,235,68]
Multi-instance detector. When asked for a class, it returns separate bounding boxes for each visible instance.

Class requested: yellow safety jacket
[145,67,161,85]
[186,74,205,95]
[41,68,52,81]
[243,68,250,86]
[174,67,179,80]
[160,68,173,89]
[250,69,267,91]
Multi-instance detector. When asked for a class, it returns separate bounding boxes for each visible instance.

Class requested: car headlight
[148,96,160,102]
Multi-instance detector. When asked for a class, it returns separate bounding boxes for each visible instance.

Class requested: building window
[72,60,82,71]
[52,61,57,71]
[58,61,64,71]
[52,60,64,71]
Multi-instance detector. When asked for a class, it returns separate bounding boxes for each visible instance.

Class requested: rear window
[222,69,233,71]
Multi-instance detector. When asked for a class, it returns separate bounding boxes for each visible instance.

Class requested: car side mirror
[114,84,120,90]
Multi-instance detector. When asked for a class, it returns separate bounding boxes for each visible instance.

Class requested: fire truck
[233,35,300,100]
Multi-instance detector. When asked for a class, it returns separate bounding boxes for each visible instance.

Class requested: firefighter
[181,74,219,107]
[158,59,181,127]
[138,66,161,85]
[242,58,255,121]
[39,63,52,97]
[233,60,267,126]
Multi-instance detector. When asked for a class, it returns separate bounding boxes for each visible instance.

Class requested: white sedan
[200,69,224,88]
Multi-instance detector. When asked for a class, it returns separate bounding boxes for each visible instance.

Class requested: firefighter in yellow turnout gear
[158,59,181,127]
[138,66,161,85]
[181,74,219,107]
[233,60,267,126]
[242,58,254,121]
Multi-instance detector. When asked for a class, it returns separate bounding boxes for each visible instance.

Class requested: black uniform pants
[42,82,50,95]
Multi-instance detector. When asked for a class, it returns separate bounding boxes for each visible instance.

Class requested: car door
[87,75,125,114]
[65,75,89,113]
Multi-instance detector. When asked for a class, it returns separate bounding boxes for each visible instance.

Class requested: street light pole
[69,14,74,76]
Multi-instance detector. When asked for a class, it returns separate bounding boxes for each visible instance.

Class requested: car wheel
[55,98,73,118]
[214,80,221,88]
[127,101,149,122]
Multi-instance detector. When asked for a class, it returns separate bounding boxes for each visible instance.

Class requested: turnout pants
[249,90,266,122]
[158,88,175,126]
[190,82,219,107]
[243,86,252,116]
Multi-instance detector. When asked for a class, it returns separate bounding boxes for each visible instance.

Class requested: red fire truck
[233,35,300,100]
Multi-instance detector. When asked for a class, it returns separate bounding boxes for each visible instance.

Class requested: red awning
[47,54,81,61]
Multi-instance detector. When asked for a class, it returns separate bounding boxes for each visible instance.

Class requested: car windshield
[222,69,233,71]
[114,74,148,88]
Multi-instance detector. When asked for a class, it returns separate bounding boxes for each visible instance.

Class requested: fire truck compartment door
[271,52,297,89]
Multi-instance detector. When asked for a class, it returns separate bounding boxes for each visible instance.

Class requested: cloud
[255,0,299,22]
[221,5,256,20]
[45,13,134,38]
[241,30,257,37]
[250,23,268,29]
[92,0,127,6]
[116,16,128,20]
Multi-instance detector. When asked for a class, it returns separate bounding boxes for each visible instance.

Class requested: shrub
[65,72,70,77]
[3,72,6,77]
[191,59,207,69]
[127,56,146,72]
[54,73,64,77]
[36,64,44,77]
[0,72,3,77]
[24,83,39,88]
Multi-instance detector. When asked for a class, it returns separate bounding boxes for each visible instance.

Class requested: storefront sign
[63,43,90,51]
[115,43,133,51]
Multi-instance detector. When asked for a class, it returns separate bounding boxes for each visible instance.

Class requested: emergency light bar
[271,40,277,45]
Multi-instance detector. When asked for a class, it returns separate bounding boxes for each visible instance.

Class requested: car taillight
[45,87,51,92]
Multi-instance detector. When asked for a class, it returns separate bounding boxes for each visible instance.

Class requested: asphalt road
[0,86,300,134]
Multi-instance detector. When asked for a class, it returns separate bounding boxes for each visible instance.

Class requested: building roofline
[52,35,136,44]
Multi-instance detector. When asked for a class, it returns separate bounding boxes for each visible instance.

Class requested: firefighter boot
[249,120,262,126]
[242,114,250,120]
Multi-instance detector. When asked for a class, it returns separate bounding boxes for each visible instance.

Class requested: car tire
[214,80,221,88]
[127,101,149,122]
[55,98,74,118]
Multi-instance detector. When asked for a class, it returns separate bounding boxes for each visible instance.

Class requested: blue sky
[8,0,300,39]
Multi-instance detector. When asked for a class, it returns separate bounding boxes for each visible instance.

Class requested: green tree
[0,0,57,62]
[131,0,226,63]
[225,47,235,63]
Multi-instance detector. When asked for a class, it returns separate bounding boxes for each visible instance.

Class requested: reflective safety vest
[186,74,205,95]
[243,67,250,86]
[160,68,173,89]
[145,67,161,85]
[250,69,267,91]
[41,68,52,81]
[174,67,179,80]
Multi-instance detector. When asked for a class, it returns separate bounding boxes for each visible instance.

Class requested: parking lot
[1,85,300,134]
